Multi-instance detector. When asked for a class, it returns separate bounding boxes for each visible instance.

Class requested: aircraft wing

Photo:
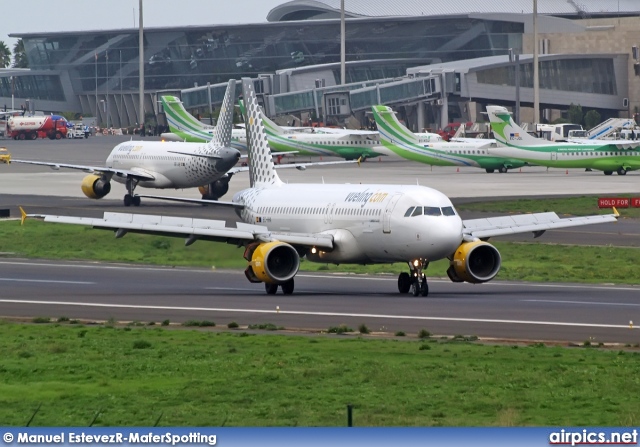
[462,211,619,240]
[228,158,358,174]
[135,194,244,209]
[26,211,335,249]
[568,139,640,149]
[6,159,156,181]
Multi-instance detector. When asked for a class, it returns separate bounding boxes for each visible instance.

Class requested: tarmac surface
[1,259,639,344]
[0,135,639,342]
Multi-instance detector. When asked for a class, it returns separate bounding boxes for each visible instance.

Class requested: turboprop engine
[446,240,501,284]
[198,178,230,200]
[80,174,111,199]
[243,241,300,284]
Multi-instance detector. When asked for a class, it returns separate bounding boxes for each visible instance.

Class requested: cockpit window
[442,206,456,216]
[411,207,423,217]
[404,207,415,217]
[423,206,442,216]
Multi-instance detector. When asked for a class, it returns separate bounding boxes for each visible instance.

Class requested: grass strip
[0,322,639,426]
[455,195,640,218]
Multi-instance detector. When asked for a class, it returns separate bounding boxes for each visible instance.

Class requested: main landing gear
[264,278,295,295]
[485,167,509,174]
[398,259,429,297]
[123,177,141,207]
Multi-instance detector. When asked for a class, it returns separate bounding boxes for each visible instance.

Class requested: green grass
[0,220,638,284]
[0,322,639,426]
[455,195,640,218]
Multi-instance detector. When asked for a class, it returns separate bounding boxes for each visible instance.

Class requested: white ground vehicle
[67,123,89,139]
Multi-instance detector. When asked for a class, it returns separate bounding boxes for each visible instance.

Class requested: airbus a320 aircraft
[372,105,528,173]
[25,78,619,296]
[487,105,640,175]
[4,80,242,206]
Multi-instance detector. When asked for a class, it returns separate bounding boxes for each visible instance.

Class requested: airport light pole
[138,0,144,130]
[533,0,539,124]
[340,0,345,85]
[105,51,109,129]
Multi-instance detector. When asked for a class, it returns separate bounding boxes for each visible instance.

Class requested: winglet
[612,206,620,218]
[19,206,27,225]
[357,156,362,167]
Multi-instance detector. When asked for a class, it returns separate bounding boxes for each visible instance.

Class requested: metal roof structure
[268,0,640,21]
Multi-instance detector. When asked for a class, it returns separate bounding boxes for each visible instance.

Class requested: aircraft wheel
[281,278,295,295]
[485,168,495,173]
[411,279,420,297]
[265,283,278,295]
[124,194,132,207]
[498,166,508,173]
[420,279,429,297]
[132,195,141,206]
[617,168,627,176]
[604,171,613,176]
[398,272,411,293]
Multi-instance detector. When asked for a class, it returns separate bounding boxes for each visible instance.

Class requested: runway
[0,259,639,344]
[1,137,639,342]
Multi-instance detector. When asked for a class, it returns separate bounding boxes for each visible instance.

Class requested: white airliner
[25,78,619,296]
[5,80,242,206]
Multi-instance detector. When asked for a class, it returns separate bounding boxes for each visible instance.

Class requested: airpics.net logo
[509,132,523,140]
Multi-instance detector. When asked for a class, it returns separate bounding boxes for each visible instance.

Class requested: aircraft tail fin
[486,105,546,146]
[206,79,236,150]
[241,78,283,188]
[161,95,207,133]
[371,105,419,145]
[260,112,287,136]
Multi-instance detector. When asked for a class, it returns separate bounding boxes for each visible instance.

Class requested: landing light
[413,259,419,267]
[311,247,317,254]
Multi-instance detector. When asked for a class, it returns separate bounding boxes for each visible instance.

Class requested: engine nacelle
[198,178,230,200]
[447,240,501,284]
[81,174,111,199]
[244,241,300,284]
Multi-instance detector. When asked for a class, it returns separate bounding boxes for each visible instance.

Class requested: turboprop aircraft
[24,78,619,296]
[487,105,640,175]
[372,105,528,173]
[162,93,385,160]
[160,94,248,151]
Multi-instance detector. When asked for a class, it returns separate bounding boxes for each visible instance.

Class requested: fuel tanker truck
[6,115,69,140]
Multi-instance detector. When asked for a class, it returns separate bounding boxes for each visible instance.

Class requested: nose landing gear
[398,259,429,297]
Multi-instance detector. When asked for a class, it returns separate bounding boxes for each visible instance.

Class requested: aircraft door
[383,193,403,234]
[551,152,557,161]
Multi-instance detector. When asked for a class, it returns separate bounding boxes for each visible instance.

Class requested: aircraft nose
[217,147,241,171]
[426,216,463,259]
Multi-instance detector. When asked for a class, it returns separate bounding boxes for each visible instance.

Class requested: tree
[584,110,601,130]
[567,103,583,125]
[0,41,11,68]
[12,39,28,68]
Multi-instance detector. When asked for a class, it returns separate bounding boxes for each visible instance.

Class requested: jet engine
[446,240,501,284]
[243,241,300,284]
[198,178,230,200]
[81,174,111,199]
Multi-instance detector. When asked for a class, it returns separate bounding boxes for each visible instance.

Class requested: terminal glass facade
[20,17,524,94]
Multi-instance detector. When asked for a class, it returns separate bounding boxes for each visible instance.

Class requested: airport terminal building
[1,0,640,131]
